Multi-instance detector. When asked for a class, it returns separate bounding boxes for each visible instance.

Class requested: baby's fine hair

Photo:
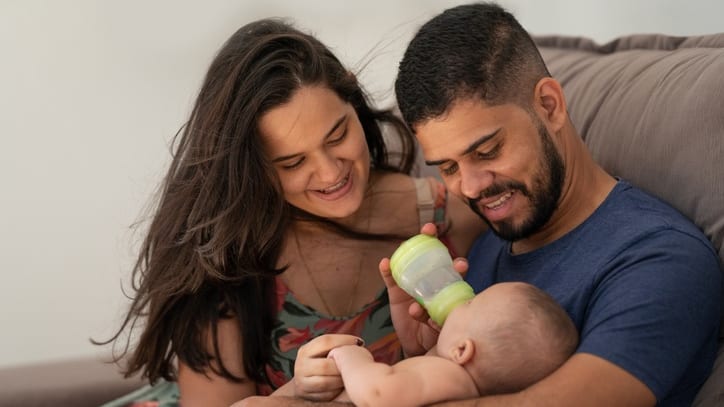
[477,282,578,394]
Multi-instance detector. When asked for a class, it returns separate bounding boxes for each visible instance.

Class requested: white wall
[1,0,722,368]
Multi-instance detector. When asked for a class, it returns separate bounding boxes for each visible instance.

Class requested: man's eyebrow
[271,114,347,163]
[424,128,501,166]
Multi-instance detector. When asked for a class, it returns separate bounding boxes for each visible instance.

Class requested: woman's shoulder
[370,172,442,194]
[365,172,417,233]
[370,171,414,190]
[366,173,444,234]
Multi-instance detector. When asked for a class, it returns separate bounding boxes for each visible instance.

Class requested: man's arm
[232,396,352,406]
[430,353,656,407]
[329,345,478,407]
[379,257,440,356]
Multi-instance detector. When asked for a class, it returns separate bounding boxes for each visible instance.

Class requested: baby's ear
[450,338,475,365]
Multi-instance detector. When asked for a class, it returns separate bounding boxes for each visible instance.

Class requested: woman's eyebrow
[324,115,347,138]
[271,114,348,163]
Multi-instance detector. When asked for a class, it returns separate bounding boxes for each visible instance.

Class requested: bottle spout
[426,280,475,326]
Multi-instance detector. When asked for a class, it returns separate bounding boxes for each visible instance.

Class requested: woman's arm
[232,335,365,407]
[178,318,257,407]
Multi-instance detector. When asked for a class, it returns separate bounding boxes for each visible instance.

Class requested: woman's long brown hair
[94,19,416,386]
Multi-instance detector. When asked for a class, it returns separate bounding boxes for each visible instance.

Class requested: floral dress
[101,177,450,407]
[259,279,400,394]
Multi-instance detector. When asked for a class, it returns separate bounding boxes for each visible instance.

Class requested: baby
[327,282,578,406]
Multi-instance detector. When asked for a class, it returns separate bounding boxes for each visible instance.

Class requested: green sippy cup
[389,234,475,325]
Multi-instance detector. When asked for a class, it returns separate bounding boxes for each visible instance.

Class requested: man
[392,2,721,406]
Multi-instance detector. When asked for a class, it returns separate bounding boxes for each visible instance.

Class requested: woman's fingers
[294,368,345,395]
[296,355,340,377]
[297,334,362,359]
[293,334,363,401]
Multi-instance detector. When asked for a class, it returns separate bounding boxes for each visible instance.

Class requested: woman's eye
[282,158,304,170]
[327,129,348,145]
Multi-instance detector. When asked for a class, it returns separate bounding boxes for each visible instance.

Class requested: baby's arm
[328,345,478,407]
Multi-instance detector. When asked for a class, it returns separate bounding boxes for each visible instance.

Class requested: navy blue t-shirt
[466,180,722,406]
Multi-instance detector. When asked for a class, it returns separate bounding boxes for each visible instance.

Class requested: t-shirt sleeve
[577,229,722,401]
[465,231,500,293]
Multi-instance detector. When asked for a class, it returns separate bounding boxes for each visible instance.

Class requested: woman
[99,18,484,407]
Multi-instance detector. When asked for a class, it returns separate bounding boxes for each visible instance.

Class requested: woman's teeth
[485,191,513,209]
[319,175,348,194]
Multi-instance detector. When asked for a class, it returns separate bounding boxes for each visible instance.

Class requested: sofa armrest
[0,356,145,407]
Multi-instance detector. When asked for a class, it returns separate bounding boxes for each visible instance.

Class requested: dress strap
[413,177,435,226]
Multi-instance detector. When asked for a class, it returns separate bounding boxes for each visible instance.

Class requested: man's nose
[459,164,494,201]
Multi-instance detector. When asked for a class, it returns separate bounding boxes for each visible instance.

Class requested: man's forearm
[429,353,656,407]
[430,394,519,407]
[234,395,353,406]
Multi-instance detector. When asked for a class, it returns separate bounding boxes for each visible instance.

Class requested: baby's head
[436,282,578,395]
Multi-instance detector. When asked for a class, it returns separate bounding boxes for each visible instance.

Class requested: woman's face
[259,85,370,219]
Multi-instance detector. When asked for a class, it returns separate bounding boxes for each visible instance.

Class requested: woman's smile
[312,171,353,201]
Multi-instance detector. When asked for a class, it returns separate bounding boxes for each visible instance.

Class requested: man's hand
[381,223,469,356]
[380,256,439,356]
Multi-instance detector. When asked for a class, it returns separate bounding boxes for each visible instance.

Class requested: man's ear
[534,77,567,133]
[450,338,475,365]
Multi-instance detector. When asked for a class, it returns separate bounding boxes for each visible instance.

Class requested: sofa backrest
[536,32,724,407]
[536,33,724,264]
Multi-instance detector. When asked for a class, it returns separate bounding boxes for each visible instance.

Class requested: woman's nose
[314,150,342,183]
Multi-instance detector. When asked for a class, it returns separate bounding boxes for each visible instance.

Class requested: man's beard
[468,122,565,242]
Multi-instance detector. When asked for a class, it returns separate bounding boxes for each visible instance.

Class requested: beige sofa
[2,32,722,406]
[536,33,724,406]
[0,356,143,407]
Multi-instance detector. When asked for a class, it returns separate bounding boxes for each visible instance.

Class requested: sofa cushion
[0,356,144,407]
[535,32,724,407]
[536,33,724,264]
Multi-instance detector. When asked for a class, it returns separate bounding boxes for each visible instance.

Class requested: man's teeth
[320,176,348,193]
[485,192,513,209]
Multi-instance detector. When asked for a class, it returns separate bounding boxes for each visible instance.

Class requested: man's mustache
[467,181,528,208]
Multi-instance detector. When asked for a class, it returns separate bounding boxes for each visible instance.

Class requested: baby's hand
[293,334,363,401]
[327,344,374,365]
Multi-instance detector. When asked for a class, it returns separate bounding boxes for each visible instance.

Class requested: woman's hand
[292,334,363,401]
[381,223,469,356]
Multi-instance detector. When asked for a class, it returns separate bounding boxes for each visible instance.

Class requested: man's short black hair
[395,2,550,129]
